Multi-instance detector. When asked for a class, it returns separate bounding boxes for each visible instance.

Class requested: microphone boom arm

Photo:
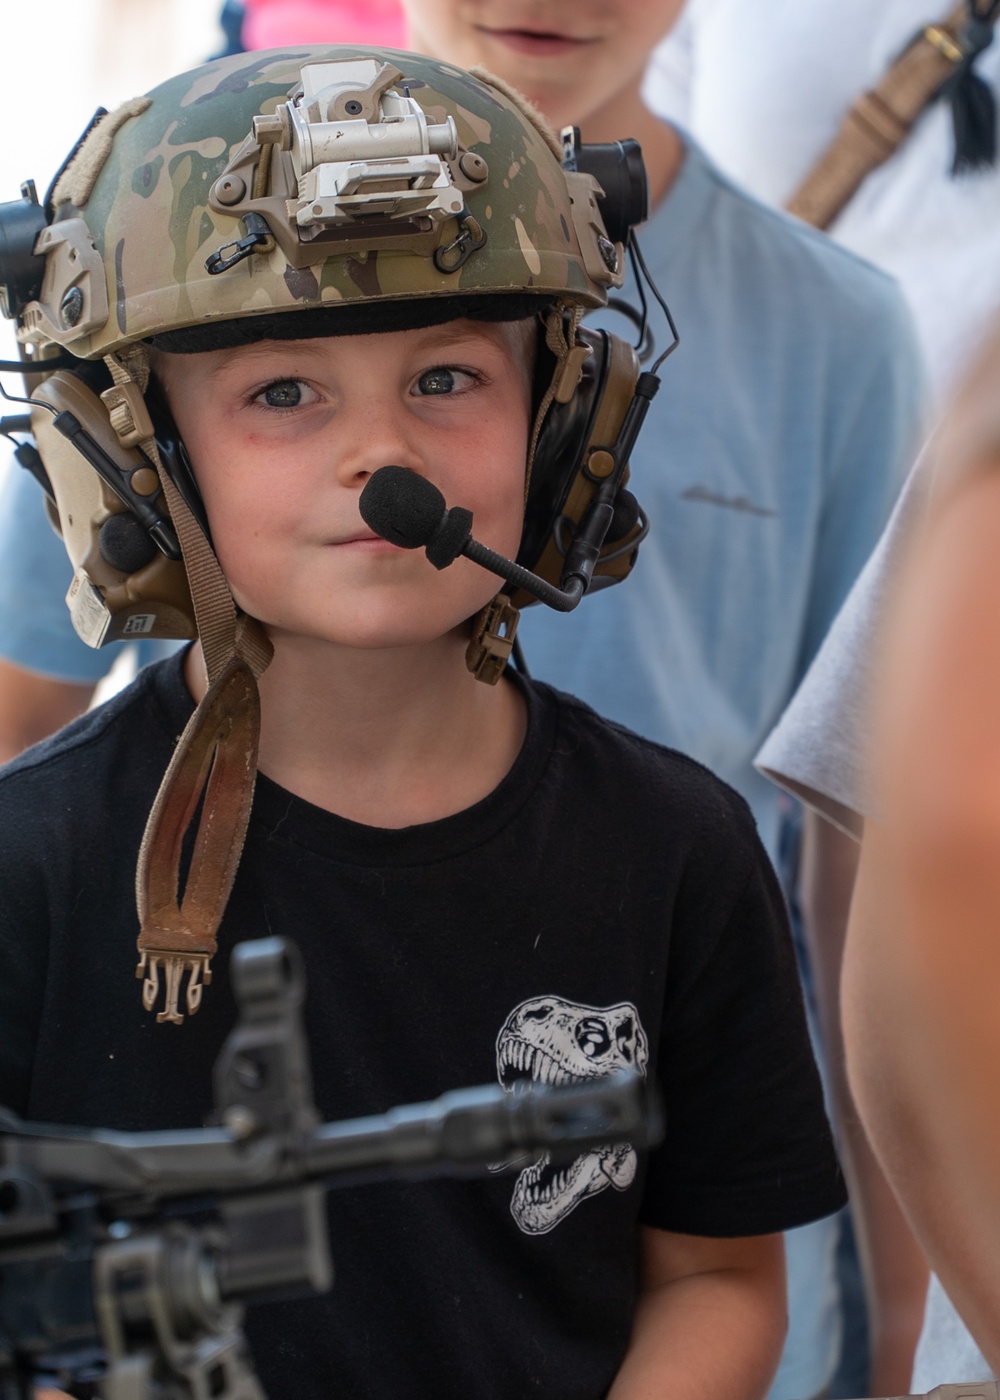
[461,533,586,611]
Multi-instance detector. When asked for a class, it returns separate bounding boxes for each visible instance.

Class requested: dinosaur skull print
[495,996,650,1234]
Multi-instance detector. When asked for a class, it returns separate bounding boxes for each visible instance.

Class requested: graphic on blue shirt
[495,996,649,1235]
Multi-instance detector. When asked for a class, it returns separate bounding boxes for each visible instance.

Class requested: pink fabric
[243,0,407,50]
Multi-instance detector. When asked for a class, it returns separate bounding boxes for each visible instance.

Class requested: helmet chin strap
[104,345,273,1026]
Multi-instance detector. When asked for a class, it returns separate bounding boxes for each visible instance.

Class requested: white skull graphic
[495,996,649,1234]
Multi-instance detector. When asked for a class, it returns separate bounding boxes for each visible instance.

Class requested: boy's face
[402,0,685,131]
[154,318,533,653]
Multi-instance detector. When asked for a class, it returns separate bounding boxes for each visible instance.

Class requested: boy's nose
[332,404,426,488]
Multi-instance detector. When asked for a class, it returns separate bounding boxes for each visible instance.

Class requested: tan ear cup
[508,329,641,611]
[465,320,644,685]
[28,371,196,647]
[465,302,578,686]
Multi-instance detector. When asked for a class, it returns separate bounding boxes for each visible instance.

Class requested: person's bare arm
[842,464,1000,1376]
[607,1227,786,1400]
[843,825,1000,1379]
[799,810,929,1394]
[0,658,94,763]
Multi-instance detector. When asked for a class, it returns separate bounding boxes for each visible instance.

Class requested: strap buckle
[433,212,487,274]
[466,594,520,685]
[924,23,965,62]
[205,212,274,275]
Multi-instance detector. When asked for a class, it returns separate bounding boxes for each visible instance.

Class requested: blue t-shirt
[0,464,180,682]
[520,133,924,863]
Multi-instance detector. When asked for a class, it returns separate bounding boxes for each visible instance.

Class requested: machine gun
[0,937,660,1400]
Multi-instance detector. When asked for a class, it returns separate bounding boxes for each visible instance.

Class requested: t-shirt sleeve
[755,442,936,832]
[0,465,113,683]
[796,279,926,679]
[640,802,846,1237]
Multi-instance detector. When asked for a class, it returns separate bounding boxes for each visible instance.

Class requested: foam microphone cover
[99,511,159,573]
[359,465,447,549]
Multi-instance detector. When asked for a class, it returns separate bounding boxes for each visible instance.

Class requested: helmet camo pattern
[19,46,623,358]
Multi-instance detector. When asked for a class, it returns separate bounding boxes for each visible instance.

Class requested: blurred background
[0,0,412,363]
[0,1,222,361]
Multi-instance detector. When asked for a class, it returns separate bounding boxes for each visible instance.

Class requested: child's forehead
[179,317,529,374]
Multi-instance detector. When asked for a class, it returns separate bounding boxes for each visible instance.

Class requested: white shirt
[644,0,1000,402]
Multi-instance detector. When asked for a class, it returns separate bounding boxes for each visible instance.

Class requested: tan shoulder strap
[135,657,261,1024]
[786,3,983,229]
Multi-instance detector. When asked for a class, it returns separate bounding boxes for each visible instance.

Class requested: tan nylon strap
[154,469,272,681]
[102,347,274,1024]
[158,471,249,682]
[159,471,236,683]
[525,301,584,495]
[786,3,981,229]
[135,657,261,1025]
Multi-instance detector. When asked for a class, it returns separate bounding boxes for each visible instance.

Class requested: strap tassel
[946,8,1000,173]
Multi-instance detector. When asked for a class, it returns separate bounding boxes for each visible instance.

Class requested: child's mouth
[477,27,596,58]
[330,531,402,553]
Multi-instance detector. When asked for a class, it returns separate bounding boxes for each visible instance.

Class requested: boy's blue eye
[417,368,456,396]
[263,380,302,408]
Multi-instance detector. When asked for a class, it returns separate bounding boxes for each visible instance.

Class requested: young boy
[0,46,844,1398]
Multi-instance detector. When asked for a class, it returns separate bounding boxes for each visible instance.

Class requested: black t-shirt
[0,654,844,1399]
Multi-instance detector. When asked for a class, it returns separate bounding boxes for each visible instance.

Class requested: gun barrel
[303,1070,658,1181]
[0,1069,659,1204]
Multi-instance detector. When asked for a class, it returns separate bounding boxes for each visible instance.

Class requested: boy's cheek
[401,0,471,54]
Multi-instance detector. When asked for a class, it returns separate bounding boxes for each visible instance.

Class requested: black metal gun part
[0,938,661,1400]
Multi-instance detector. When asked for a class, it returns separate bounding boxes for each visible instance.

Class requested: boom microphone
[358,465,592,612]
[358,465,474,566]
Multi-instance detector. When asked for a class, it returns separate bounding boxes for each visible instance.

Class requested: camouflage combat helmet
[3,44,643,676]
[15,46,624,357]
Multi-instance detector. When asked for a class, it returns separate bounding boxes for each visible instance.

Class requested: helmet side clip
[558,126,648,290]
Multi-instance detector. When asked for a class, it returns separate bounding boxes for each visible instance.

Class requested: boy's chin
[256,603,494,657]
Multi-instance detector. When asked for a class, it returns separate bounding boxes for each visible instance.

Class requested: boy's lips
[329,530,402,552]
[476,26,597,58]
